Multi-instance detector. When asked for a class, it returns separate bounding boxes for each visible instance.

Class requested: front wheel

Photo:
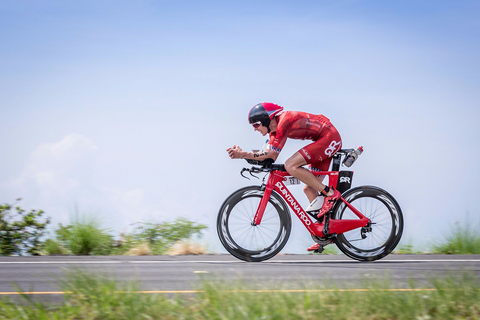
[217,186,292,262]
[333,186,403,261]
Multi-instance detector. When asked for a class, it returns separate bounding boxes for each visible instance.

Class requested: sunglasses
[251,121,262,129]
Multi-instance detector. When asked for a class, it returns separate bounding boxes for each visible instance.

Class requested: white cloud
[1,134,99,225]
[10,133,98,198]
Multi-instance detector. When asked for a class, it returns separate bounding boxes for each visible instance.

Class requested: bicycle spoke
[224,193,284,252]
[337,191,402,253]
[229,223,252,234]
[239,201,255,222]
[255,228,269,249]
[257,224,279,237]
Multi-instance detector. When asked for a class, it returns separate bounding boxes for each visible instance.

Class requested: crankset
[311,234,335,246]
[310,234,335,253]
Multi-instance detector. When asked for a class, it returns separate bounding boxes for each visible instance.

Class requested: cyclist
[227,102,342,251]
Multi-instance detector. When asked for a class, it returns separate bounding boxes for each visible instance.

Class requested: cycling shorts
[298,123,342,172]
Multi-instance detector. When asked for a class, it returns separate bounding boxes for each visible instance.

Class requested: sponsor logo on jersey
[325,140,342,157]
[301,148,311,160]
[271,146,282,153]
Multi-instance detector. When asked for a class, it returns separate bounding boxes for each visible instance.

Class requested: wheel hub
[361,224,373,239]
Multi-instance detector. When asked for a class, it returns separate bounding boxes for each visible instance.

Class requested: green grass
[432,221,480,254]
[57,217,113,255]
[394,243,425,254]
[40,239,70,255]
[0,272,479,319]
[319,244,340,254]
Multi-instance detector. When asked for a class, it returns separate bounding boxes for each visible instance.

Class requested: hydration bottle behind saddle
[342,146,363,167]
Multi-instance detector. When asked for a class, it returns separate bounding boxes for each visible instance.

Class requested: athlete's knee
[285,153,306,175]
[284,159,298,175]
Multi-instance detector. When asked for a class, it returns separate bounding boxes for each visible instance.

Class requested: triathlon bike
[217,148,403,262]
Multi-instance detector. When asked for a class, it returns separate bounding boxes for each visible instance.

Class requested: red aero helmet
[248,102,284,128]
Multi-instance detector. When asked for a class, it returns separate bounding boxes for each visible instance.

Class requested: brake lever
[240,168,251,180]
[240,167,262,180]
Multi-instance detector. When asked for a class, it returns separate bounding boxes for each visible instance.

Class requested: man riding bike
[226,102,343,251]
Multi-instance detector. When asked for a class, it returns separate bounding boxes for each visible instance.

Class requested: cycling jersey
[269,111,342,171]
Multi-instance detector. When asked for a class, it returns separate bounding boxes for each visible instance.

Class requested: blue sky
[1,0,479,252]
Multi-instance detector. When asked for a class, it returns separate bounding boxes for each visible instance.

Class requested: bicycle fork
[252,183,274,226]
[252,171,283,226]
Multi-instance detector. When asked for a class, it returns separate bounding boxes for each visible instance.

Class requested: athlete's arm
[226,145,279,162]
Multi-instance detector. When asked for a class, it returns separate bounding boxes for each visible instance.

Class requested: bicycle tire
[332,186,403,261]
[217,186,291,262]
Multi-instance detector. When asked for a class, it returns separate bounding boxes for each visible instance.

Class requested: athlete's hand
[227,145,244,159]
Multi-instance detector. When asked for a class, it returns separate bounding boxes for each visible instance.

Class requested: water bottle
[342,146,363,167]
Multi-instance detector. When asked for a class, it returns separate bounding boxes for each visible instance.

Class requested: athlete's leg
[303,165,330,202]
[300,124,342,250]
[303,185,319,203]
[284,153,335,197]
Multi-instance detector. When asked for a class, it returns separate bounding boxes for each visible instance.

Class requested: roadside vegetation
[1,200,207,256]
[117,218,208,255]
[40,217,208,256]
[0,201,50,256]
[0,271,478,319]
[394,244,418,254]
[432,220,480,254]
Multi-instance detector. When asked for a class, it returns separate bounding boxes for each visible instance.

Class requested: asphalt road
[1,254,479,303]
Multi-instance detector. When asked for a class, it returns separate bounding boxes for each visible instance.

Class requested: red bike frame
[253,170,369,237]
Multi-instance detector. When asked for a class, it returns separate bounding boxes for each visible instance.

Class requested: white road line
[0,261,123,264]
[0,259,479,264]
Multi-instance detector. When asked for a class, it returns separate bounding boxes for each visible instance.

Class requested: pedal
[311,245,325,254]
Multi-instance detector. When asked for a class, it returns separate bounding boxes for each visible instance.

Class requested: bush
[55,217,114,255]
[0,200,50,256]
[41,238,69,255]
[40,215,208,256]
[119,218,208,255]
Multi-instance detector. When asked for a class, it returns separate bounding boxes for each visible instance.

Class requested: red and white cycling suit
[268,111,342,171]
